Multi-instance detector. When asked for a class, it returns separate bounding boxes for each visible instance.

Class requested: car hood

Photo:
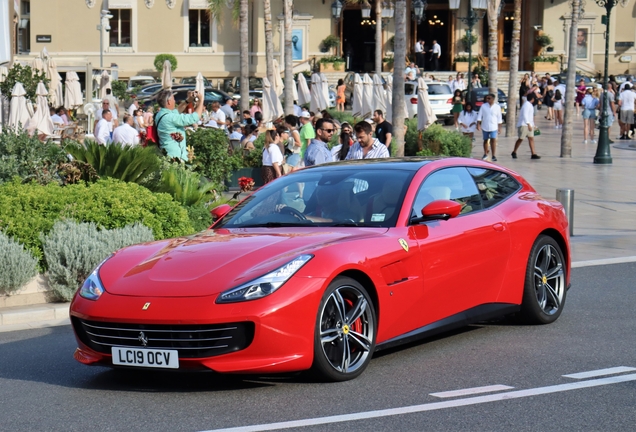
[100,228,386,298]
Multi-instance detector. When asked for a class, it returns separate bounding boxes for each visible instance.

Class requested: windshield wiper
[330,222,360,227]
[236,222,312,228]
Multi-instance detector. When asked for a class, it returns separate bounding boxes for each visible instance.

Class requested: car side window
[411,167,483,219]
[467,168,521,208]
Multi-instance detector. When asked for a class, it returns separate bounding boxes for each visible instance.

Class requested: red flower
[170,132,184,143]
[238,176,255,192]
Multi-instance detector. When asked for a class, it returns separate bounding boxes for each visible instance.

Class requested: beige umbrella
[0,66,7,82]
[320,73,330,110]
[417,78,437,131]
[53,72,64,109]
[161,60,172,89]
[352,73,363,118]
[195,72,206,100]
[261,77,284,123]
[40,47,50,60]
[384,74,394,123]
[99,70,111,99]
[297,73,310,106]
[64,71,83,109]
[272,60,285,97]
[372,74,386,115]
[32,57,44,75]
[26,82,54,137]
[8,83,31,132]
[45,59,60,106]
[310,73,327,113]
[361,73,374,118]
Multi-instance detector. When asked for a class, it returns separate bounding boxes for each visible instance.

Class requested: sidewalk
[2,113,635,333]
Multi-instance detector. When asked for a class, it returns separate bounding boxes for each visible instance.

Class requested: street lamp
[381,1,394,27]
[412,0,427,24]
[593,0,617,165]
[331,0,344,21]
[449,0,486,95]
[97,9,113,69]
[361,1,371,18]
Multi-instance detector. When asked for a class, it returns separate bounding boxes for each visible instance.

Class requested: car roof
[302,157,439,172]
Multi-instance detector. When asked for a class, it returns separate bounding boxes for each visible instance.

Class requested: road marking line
[202,373,636,432]
[430,384,514,398]
[563,366,636,379]
[572,255,636,268]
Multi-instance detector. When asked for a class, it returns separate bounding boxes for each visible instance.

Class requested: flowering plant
[138,130,147,147]
[170,132,184,143]
[238,176,255,192]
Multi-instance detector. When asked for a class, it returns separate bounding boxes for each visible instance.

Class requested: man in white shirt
[220,98,236,122]
[429,40,441,71]
[94,109,113,145]
[94,100,119,134]
[618,84,636,139]
[50,107,64,125]
[415,39,424,68]
[476,93,503,161]
[511,93,540,159]
[112,114,140,146]
[345,121,390,160]
[209,101,227,129]
[127,98,139,116]
[103,89,119,113]
[618,78,633,92]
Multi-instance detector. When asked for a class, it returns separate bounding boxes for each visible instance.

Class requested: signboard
[619,56,632,63]
[615,41,634,48]
[36,35,52,43]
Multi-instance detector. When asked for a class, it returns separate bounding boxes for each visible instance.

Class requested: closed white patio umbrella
[384,75,393,123]
[26,81,54,137]
[361,73,374,119]
[32,57,44,74]
[161,60,172,89]
[195,72,206,100]
[261,77,284,123]
[297,73,310,106]
[310,73,327,113]
[351,73,363,118]
[64,71,83,109]
[46,59,62,107]
[8,83,31,132]
[99,70,111,99]
[417,78,437,131]
[372,74,386,115]
[320,73,330,111]
[272,60,285,97]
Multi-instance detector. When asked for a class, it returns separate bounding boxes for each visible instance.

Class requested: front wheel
[312,277,376,382]
[519,235,567,324]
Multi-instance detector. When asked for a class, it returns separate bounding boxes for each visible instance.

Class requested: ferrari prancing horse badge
[398,238,409,252]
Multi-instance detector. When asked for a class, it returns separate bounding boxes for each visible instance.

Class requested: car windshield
[427,84,452,95]
[405,83,416,95]
[131,79,155,87]
[217,168,415,228]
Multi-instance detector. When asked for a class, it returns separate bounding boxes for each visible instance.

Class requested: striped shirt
[345,138,390,160]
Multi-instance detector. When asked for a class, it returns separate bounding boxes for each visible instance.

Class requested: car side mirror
[210,204,232,222]
[411,200,462,224]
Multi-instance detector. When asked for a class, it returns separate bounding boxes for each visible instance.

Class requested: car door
[408,167,511,326]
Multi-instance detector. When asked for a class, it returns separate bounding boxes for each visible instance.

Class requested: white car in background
[405,80,454,124]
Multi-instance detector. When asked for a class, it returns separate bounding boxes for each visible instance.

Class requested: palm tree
[392,0,406,157]
[283,0,294,115]
[207,0,249,112]
[561,0,581,158]
[264,0,275,88]
[487,0,501,102]
[505,0,522,137]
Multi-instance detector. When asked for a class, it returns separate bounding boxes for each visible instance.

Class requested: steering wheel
[279,206,307,221]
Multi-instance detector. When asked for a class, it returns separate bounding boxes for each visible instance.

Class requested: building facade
[9,0,636,81]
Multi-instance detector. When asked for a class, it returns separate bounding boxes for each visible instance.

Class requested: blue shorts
[482,130,498,140]
[582,109,597,120]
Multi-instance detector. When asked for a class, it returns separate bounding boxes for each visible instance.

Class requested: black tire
[519,235,567,324]
[311,276,376,382]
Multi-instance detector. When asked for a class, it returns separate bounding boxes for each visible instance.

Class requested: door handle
[492,223,505,232]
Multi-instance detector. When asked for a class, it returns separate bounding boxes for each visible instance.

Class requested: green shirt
[299,122,315,158]
[156,108,200,160]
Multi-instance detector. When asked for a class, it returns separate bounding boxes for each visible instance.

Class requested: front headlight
[216,254,313,303]
[79,256,110,301]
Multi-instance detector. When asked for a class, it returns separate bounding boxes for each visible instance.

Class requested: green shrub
[189,128,242,182]
[461,33,478,51]
[186,204,214,232]
[0,63,49,103]
[41,220,154,301]
[0,178,193,265]
[153,54,178,73]
[404,118,420,156]
[157,164,219,207]
[320,35,340,53]
[65,140,162,185]
[0,232,38,295]
[111,80,128,100]
[241,134,264,168]
[0,129,69,184]
[416,123,472,157]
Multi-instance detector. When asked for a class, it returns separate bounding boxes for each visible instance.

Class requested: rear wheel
[519,235,567,324]
[312,277,376,382]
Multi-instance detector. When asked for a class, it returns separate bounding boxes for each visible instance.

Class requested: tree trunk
[239,0,249,112]
[392,0,406,157]
[375,0,383,74]
[505,0,522,137]
[263,0,274,88]
[283,0,294,115]
[561,0,581,158]
[487,0,501,103]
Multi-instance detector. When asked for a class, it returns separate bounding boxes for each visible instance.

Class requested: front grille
[72,318,254,358]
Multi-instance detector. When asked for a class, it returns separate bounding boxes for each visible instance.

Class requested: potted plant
[319,56,346,72]
[382,55,394,72]
[454,55,469,72]
[320,35,340,55]
[460,33,478,52]
[531,55,559,73]
[535,33,553,56]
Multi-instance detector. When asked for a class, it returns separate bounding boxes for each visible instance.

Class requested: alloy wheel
[533,244,565,316]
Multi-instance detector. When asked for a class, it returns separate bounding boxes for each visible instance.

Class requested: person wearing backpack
[154,89,203,160]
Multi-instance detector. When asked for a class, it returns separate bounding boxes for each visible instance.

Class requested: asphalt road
[1,262,635,432]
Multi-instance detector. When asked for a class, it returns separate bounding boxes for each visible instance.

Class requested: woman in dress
[250,98,263,118]
[581,87,599,144]
[143,106,154,126]
[575,79,587,116]
[543,80,555,121]
[552,89,563,128]
[133,109,146,132]
[458,102,478,139]
[261,129,283,184]
[451,89,464,130]
[284,115,302,168]
[336,79,346,112]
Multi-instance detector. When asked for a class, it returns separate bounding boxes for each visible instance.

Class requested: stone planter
[382,63,394,73]
[0,274,53,308]
[454,61,469,72]
[532,62,559,73]
[224,167,264,190]
[319,62,345,73]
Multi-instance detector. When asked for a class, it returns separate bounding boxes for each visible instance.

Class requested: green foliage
[404,118,420,156]
[0,129,69,185]
[153,54,178,74]
[65,140,162,184]
[41,220,154,301]
[326,109,356,125]
[535,34,553,47]
[319,56,345,65]
[0,232,38,295]
[188,128,242,184]
[111,80,128,100]
[241,134,264,168]
[157,164,219,207]
[320,35,340,53]
[472,64,489,86]
[186,203,214,232]
[0,63,49,103]
[416,124,472,157]
[532,56,559,63]
[0,178,193,266]
[461,33,478,51]
[454,55,469,62]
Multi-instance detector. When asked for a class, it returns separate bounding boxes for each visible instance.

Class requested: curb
[0,303,70,333]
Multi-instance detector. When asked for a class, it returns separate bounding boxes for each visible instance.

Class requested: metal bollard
[556,188,574,237]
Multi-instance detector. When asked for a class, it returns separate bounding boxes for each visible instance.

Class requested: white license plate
[111,347,179,369]
[431,100,442,104]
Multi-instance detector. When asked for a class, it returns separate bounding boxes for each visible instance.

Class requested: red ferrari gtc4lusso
[70,157,570,381]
